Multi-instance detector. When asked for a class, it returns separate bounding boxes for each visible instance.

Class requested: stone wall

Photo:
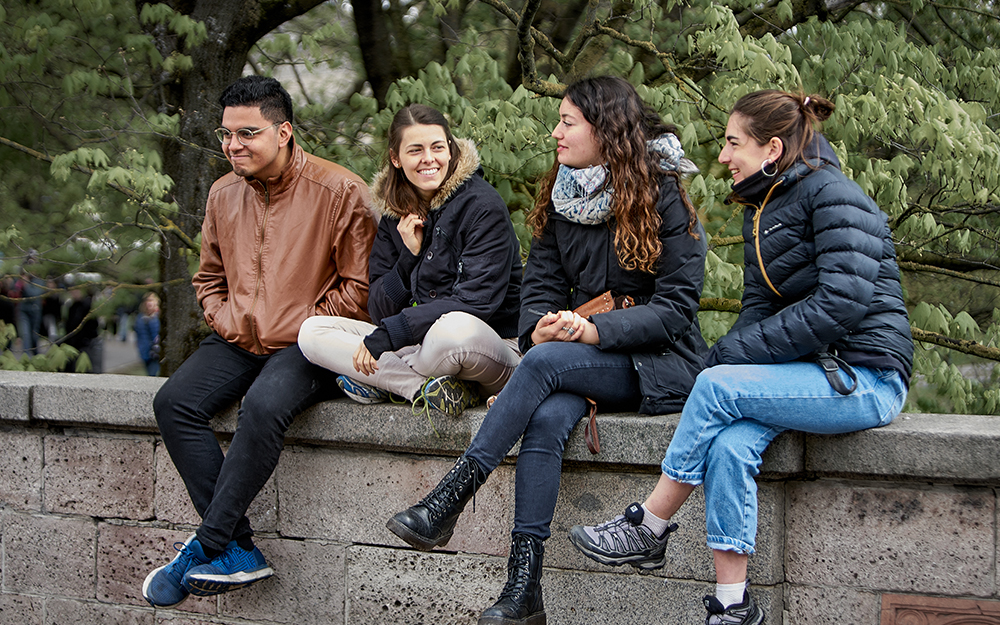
[0,370,998,624]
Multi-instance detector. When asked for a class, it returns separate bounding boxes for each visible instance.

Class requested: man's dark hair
[219,75,294,125]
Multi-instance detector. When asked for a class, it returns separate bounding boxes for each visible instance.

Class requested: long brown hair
[527,76,699,274]
[730,90,835,174]
[381,104,463,217]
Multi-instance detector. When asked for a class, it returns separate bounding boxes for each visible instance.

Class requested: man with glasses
[143,75,377,608]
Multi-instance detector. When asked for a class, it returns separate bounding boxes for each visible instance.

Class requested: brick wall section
[1,370,999,624]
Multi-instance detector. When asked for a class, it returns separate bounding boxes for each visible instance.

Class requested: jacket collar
[727,133,842,206]
[244,138,305,197]
[370,138,481,218]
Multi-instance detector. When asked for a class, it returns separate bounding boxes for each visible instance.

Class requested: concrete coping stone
[1,371,997,483]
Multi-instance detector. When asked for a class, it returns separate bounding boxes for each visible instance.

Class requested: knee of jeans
[296,316,328,362]
[520,393,586,453]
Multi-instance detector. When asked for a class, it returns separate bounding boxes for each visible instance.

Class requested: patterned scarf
[551,133,694,225]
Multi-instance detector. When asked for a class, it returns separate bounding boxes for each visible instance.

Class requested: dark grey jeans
[466,341,642,541]
[153,333,339,552]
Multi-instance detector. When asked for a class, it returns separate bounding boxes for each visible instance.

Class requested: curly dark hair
[528,76,699,274]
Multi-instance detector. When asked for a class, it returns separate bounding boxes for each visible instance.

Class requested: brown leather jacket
[194,141,377,355]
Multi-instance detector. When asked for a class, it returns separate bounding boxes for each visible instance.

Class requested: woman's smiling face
[392,124,452,201]
[718,112,782,184]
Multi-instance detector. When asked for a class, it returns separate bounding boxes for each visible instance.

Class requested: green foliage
[4,0,1000,413]
[0,321,86,372]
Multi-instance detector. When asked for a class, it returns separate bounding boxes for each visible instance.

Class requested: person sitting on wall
[142,75,377,608]
[298,104,523,421]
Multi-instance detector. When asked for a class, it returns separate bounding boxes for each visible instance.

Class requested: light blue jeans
[662,362,907,554]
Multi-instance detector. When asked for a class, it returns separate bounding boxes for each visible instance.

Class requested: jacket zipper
[248,183,270,353]
[751,182,783,298]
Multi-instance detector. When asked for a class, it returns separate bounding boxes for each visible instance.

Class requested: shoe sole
[567,530,666,570]
[185,566,274,596]
[141,564,189,608]
[478,612,546,625]
[386,516,452,551]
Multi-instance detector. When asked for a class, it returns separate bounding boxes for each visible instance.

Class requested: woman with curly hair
[571,90,913,625]
[386,76,708,625]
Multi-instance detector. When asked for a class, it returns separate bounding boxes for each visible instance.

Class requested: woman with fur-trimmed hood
[299,104,522,419]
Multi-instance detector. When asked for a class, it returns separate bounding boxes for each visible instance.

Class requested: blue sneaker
[141,534,210,608]
[182,542,274,596]
[337,375,390,404]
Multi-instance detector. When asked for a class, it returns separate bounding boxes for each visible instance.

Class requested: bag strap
[583,397,600,454]
[815,346,858,395]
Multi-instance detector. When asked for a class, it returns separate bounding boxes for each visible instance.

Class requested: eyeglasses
[214,123,280,146]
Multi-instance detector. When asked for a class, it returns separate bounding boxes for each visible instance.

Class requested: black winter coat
[520,175,708,415]
[706,138,913,381]
[364,140,522,358]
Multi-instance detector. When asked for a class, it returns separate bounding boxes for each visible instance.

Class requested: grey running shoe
[568,502,678,570]
[413,375,480,418]
[704,588,765,625]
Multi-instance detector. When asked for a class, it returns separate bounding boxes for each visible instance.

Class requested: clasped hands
[531,310,599,346]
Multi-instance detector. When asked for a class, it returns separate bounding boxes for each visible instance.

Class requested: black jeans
[466,342,642,541]
[153,333,339,552]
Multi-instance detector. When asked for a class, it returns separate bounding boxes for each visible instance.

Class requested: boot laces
[418,457,481,522]
[498,536,533,600]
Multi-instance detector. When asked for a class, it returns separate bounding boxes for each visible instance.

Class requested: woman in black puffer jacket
[571,90,913,625]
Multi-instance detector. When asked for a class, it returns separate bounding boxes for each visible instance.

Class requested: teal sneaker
[141,534,210,608]
[183,541,274,596]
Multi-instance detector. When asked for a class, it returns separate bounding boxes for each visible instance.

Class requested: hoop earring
[761,159,778,178]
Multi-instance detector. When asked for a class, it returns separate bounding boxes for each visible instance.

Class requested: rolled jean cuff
[661,464,704,486]
[707,534,754,555]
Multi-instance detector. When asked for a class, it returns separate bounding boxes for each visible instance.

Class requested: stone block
[0,428,43,510]
[152,441,200,526]
[549,469,784,585]
[345,544,502,624]
[288,400,476,455]
[106,526,217,615]
[30,373,164,429]
[0,370,38,421]
[277,449,513,556]
[0,593,43,625]
[784,584,881,625]
[807,412,1000,482]
[44,434,155,519]
[786,481,994,595]
[152,441,277,531]
[45,598,154,624]
[880,593,1000,624]
[219,537,346,624]
[3,510,95,598]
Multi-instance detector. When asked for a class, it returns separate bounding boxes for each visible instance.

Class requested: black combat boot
[386,454,488,551]
[478,533,546,625]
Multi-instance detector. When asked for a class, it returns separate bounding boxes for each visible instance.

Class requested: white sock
[640,503,669,536]
[715,581,747,608]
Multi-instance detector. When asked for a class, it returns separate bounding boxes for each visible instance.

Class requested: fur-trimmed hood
[370,137,481,218]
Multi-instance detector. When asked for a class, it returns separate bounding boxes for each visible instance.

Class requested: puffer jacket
[362,139,522,358]
[706,137,913,381]
[520,174,708,415]
[194,140,377,355]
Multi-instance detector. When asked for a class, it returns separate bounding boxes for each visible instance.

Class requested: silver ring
[562,326,571,332]
[567,327,575,335]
